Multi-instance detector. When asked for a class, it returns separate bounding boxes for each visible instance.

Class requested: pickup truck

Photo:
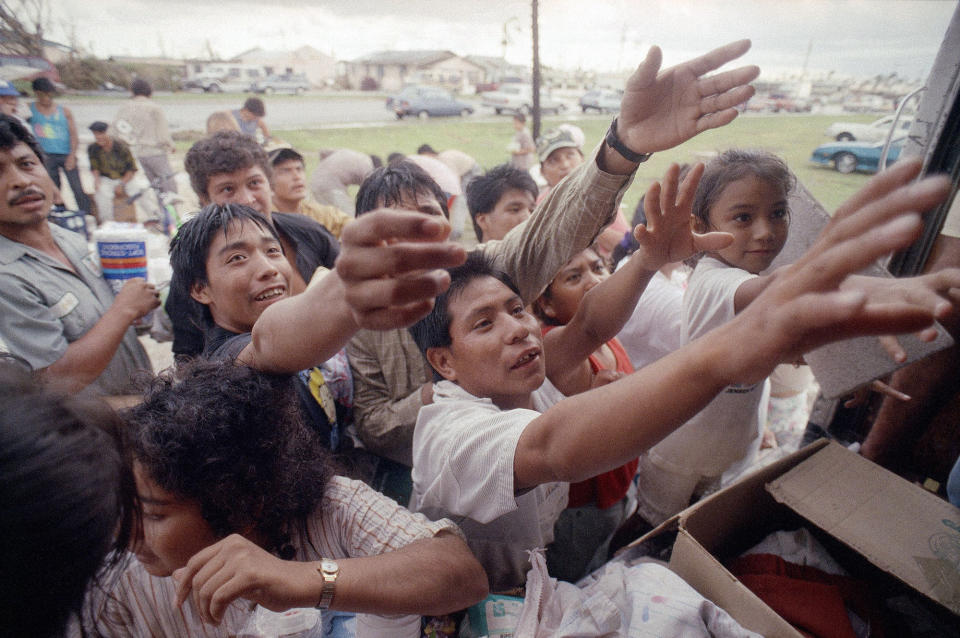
[480,84,566,115]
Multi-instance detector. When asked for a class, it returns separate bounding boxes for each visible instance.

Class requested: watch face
[321,559,339,574]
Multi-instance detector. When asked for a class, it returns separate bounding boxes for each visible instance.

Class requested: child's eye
[772,208,789,220]
[734,213,752,224]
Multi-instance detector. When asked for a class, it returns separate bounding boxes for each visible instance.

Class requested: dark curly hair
[0,357,132,638]
[184,130,271,202]
[122,359,333,554]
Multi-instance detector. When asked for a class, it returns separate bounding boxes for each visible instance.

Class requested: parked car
[386,86,474,119]
[249,74,310,95]
[825,115,913,142]
[480,84,566,115]
[181,76,230,93]
[579,89,622,113]
[809,137,904,174]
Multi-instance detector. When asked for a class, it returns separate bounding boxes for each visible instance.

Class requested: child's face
[133,462,219,577]
[703,174,789,274]
[537,248,608,325]
[541,147,582,187]
[428,276,544,410]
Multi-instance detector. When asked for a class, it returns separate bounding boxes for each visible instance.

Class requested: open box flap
[765,442,960,614]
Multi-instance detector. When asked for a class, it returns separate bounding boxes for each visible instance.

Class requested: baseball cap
[31,77,57,94]
[536,127,580,163]
[267,146,304,166]
[89,121,109,133]
[0,80,19,97]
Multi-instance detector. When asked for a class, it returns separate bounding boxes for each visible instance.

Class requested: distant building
[343,50,486,92]
[234,46,336,87]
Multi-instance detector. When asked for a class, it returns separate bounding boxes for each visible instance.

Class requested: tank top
[29,103,71,155]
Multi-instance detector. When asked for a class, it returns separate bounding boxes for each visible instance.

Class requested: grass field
[172,112,879,217]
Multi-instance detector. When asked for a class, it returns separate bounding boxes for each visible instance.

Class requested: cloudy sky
[49,0,956,80]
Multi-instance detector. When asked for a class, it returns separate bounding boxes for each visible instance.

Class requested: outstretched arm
[239,211,466,372]
[544,163,730,392]
[514,158,954,490]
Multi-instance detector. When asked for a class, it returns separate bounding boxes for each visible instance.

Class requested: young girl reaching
[530,163,727,581]
[634,148,795,527]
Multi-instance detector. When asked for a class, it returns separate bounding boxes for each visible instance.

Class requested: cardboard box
[636,440,960,636]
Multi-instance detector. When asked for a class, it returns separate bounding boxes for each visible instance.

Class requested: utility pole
[531,0,541,139]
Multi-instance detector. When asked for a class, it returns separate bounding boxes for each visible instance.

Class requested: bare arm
[64,106,79,165]
[514,159,953,490]
[42,279,158,392]
[172,531,487,625]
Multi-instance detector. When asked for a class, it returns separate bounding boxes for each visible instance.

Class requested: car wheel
[264,87,275,95]
[557,103,567,112]
[207,84,222,93]
[395,112,404,120]
[417,110,429,120]
[834,152,858,174]
[581,106,588,113]
[295,87,305,95]
[836,132,854,142]
[460,108,471,117]
[494,108,502,115]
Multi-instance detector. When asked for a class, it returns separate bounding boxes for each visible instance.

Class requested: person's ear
[190,281,212,305]
[425,347,457,382]
[475,213,490,238]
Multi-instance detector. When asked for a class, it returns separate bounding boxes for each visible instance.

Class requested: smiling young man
[0,114,157,395]
[407,159,960,590]
[167,131,340,359]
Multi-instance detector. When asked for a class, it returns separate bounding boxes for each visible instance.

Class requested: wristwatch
[604,117,652,164]
[315,558,339,609]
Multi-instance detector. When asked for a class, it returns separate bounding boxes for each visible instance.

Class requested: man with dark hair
[87,121,137,223]
[167,131,339,358]
[405,162,960,589]
[466,163,538,242]
[0,114,157,394]
[112,77,177,197]
[268,146,351,238]
[28,77,89,213]
[233,96,270,142]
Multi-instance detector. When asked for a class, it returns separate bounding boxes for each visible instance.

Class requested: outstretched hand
[631,162,732,271]
[721,158,953,385]
[617,39,760,155]
[335,210,467,330]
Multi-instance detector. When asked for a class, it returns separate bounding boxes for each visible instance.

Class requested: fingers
[870,379,911,402]
[335,241,466,281]
[697,68,760,103]
[625,45,663,90]
[677,163,704,209]
[692,230,734,253]
[878,335,907,364]
[832,158,923,221]
[340,209,452,247]
[683,39,752,77]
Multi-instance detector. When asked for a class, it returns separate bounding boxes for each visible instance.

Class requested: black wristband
[605,117,652,164]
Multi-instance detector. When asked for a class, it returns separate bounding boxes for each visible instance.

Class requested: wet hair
[533,244,604,326]
[355,159,449,218]
[417,144,437,155]
[0,113,44,162]
[466,163,538,241]
[131,78,152,97]
[692,149,795,230]
[123,359,333,555]
[184,130,271,200]
[0,358,132,638]
[410,251,522,365]
[243,96,266,117]
[168,203,278,326]
[387,151,406,164]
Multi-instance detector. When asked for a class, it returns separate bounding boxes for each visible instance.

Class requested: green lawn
[263,113,878,216]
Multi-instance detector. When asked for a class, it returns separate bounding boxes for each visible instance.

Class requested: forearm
[331,532,488,615]
[121,170,135,185]
[243,271,359,372]
[41,303,138,392]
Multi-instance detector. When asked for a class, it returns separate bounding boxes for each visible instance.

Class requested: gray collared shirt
[0,223,151,394]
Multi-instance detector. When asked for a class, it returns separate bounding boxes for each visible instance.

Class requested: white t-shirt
[639,257,768,522]
[410,379,568,592]
[614,269,683,370]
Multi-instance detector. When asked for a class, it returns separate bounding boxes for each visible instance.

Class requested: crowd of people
[2,38,960,637]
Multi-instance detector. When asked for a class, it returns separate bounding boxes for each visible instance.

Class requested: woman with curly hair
[87,359,486,637]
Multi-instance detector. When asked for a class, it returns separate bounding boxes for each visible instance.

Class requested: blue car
[809,137,904,174]
[386,86,474,119]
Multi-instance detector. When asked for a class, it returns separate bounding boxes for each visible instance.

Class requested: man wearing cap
[87,121,137,223]
[534,126,584,205]
[269,146,351,238]
[0,80,27,127]
[112,79,177,198]
[27,77,90,213]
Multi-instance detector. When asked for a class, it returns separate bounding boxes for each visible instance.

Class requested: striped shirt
[86,476,460,636]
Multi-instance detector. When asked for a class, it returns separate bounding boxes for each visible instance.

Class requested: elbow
[429,537,489,613]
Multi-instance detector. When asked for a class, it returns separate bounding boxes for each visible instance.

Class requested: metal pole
[531,0,541,139]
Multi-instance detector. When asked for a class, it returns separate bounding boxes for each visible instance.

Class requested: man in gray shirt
[0,114,157,394]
